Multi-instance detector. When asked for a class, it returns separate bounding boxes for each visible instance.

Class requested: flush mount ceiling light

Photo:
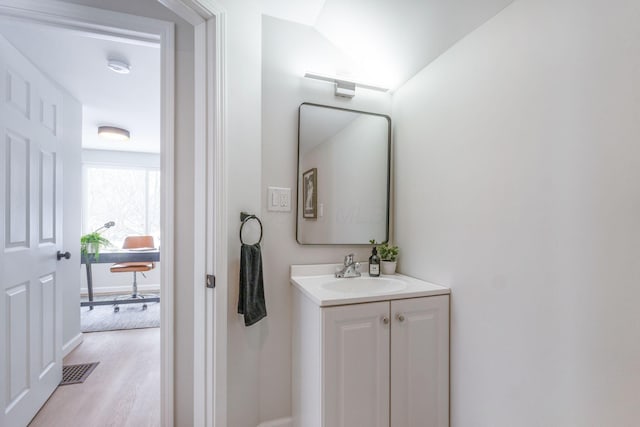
[107,59,131,74]
[304,72,389,98]
[98,126,130,141]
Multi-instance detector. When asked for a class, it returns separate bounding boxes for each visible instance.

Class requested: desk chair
[110,235,157,312]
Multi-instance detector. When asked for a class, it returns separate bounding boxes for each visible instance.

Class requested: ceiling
[0,0,515,153]
[0,18,160,153]
[260,0,327,26]
[262,0,515,90]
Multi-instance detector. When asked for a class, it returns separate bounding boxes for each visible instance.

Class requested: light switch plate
[267,186,291,212]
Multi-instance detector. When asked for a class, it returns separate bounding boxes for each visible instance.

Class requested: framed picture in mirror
[302,168,317,219]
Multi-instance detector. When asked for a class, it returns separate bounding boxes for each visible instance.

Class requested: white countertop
[290,263,450,307]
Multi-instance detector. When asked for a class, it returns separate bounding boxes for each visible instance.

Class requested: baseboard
[62,332,83,357]
[257,417,292,427]
[80,284,160,296]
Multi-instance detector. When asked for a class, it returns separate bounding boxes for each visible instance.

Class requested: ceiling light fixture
[107,59,131,74]
[98,126,130,141]
[304,72,389,98]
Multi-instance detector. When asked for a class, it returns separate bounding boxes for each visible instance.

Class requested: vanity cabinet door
[323,301,390,427]
[391,295,449,427]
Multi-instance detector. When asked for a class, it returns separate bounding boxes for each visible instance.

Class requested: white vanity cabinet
[292,277,450,427]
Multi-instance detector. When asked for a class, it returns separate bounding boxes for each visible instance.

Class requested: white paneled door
[0,35,64,427]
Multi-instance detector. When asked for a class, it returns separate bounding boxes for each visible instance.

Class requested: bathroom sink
[290,263,450,307]
[322,277,407,294]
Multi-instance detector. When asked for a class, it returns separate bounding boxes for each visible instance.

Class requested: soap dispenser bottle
[369,247,380,277]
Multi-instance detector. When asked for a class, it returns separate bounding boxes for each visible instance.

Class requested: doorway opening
[0,2,175,425]
[0,0,226,424]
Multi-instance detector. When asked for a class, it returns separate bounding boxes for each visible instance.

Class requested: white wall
[206,1,264,426]
[392,0,640,425]
[260,16,391,425]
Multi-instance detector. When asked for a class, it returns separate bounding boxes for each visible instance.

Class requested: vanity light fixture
[107,59,131,74]
[98,126,130,141]
[304,72,389,98]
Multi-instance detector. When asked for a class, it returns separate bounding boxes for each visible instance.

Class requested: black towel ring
[240,212,263,245]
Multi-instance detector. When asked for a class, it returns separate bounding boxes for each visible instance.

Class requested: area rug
[80,295,160,333]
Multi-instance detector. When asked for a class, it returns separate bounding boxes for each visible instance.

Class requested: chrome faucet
[335,253,361,278]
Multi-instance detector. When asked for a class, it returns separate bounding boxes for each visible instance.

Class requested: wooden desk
[81,250,160,309]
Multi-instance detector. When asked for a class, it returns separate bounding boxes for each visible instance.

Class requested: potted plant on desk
[80,232,111,262]
[81,221,115,262]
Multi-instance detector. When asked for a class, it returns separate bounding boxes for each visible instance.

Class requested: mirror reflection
[297,103,390,245]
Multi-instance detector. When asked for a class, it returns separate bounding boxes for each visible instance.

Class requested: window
[83,164,161,249]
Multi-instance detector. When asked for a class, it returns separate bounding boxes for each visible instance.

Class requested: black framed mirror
[296,103,391,245]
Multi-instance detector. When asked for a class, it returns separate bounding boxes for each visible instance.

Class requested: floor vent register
[60,362,100,385]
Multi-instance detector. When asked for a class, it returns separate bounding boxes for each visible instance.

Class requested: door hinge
[206,274,216,289]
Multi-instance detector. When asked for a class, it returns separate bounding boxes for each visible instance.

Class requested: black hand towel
[238,243,267,326]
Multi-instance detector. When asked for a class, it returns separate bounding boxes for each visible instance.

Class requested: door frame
[0,0,178,424]
[159,1,228,425]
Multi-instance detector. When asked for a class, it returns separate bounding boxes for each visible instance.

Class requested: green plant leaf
[376,242,399,262]
[80,232,112,261]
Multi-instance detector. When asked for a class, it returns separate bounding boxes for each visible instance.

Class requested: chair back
[122,235,155,250]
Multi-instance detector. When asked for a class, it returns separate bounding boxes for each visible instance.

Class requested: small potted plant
[370,240,399,275]
[80,231,111,261]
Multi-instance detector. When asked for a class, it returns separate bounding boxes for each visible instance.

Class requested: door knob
[382,316,389,325]
[396,313,405,322]
[57,251,71,261]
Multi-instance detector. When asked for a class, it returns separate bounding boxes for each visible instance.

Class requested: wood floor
[29,328,160,427]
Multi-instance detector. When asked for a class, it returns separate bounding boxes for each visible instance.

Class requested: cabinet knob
[396,313,405,322]
[382,316,389,325]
